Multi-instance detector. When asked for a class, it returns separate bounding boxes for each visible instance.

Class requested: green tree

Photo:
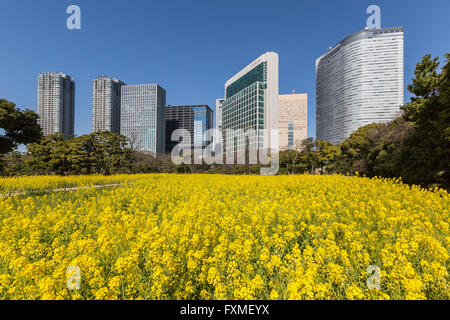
[293,138,339,174]
[334,123,383,175]
[0,152,30,176]
[78,131,132,175]
[279,149,298,174]
[0,99,42,154]
[27,133,71,175]
[315,140,340,173]
[400,54,450,188]
[294,138,315,173]
[26,132,132,176]
[366,119,414,178]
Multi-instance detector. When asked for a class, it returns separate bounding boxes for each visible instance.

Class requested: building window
[288,121,294,149]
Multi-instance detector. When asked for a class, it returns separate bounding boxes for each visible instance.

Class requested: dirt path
[1,183,122,197]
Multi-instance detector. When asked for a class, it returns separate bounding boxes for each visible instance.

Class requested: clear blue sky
[0,0,449,138]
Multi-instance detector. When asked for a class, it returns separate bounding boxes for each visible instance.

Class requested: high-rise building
[214,98,225,152]
[215,98,224,133]
[165,105,213,153]
[316,27,404,145]
[120,84,166,154]
[37,72,75,139]
[279,92,307,150]
[222,52,279,152]
[92,76,125,134]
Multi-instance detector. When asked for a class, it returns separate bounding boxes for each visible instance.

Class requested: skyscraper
[316,27,404,145]
[222,52,279,152]
[214,98,225,152]
[92,76,125,134]
[120,84,166,154]
[215,98,224,133]
[37,72,75,139]
[165,105,213,153]
[279,92,307,150]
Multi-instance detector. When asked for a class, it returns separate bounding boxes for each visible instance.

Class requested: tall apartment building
[120,84,166,154]
[165,105,213,153]
[37,72,75,139]
[316,27,404,145]
[221,52,279,152]
[279,92,307,150]
[92,76,125,134]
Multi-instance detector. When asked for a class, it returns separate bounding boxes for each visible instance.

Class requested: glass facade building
[288,121,294,149]
[120,84,166,154]
[165,105,213,153]
[316,27,404,145]
[92,77,125,134]
[221,52,279,152]
[37,72,75,139]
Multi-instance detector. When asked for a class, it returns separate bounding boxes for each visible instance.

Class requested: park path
[1,183,122,197]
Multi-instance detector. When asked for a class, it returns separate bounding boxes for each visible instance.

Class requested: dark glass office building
[165,105,213,153]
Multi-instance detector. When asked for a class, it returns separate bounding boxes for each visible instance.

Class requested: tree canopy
[26,132,133,175]
[0,99,42,154]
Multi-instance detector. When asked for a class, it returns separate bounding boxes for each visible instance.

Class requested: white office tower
[37,72,75,139]
[120,84,166,155]
[316,27,404,145]
[215,98,224,133]
[222,52,279,152]
[214,98,224,150]
[92,77,125,134]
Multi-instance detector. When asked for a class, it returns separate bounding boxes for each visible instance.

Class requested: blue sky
[0,0,449,138]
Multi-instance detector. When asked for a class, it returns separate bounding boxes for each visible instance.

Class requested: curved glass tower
[316,27,404,145]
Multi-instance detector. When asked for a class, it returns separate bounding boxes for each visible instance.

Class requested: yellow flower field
[0,174,137,195]
[0,174,448,300]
